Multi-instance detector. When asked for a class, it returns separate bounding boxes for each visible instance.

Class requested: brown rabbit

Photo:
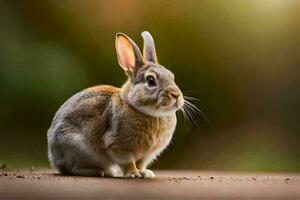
[47,31,184,178]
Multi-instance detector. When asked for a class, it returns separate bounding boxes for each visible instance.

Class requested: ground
[0,170,299,200]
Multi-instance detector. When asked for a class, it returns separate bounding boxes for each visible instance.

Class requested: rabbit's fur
[47,31,184,178]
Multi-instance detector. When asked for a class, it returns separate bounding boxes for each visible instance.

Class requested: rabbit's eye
[146,75,156,87]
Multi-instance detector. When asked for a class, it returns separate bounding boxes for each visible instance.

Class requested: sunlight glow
[256,0,295,11]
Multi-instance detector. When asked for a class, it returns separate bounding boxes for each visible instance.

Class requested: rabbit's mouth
[162,100,183,111]
[155,96,184,116]
[128,92,184,117]
[157,94,184,110]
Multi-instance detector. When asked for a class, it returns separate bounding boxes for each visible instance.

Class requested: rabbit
[47,31,184,178]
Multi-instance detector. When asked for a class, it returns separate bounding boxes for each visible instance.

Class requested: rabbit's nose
[169,91,180,99]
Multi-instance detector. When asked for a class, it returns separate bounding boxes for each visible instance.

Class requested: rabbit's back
[49,85,119,137]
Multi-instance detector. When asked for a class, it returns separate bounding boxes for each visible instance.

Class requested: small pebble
[210,177,214,180]
[16,175,25,179]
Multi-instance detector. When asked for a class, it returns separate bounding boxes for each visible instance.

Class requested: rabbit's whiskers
[183,95,200,102]
[180,96,210,127]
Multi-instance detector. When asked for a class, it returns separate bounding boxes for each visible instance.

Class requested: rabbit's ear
[115,33,144,72]
[142,31,158,63]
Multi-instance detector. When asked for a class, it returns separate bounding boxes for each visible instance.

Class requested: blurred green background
[0,0,299,171]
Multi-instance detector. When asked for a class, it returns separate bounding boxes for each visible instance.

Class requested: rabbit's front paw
[124,170,142,178]
[140,169,155,178]
[104,165,124,178]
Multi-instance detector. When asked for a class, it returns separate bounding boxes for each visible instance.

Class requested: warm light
[256,0,295,11]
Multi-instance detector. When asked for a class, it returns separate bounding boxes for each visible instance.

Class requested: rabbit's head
[116,31,184,117]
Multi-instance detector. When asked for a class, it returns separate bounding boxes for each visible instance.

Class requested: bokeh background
[0,0,299,171]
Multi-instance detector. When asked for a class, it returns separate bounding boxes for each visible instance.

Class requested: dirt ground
[0,170,299,200]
